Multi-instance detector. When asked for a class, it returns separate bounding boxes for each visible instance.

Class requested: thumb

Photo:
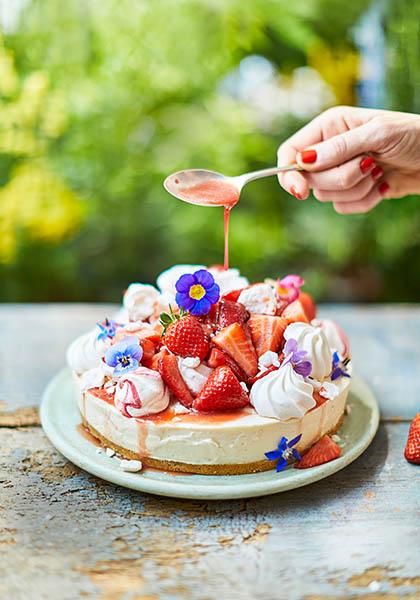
[296,122,373,171]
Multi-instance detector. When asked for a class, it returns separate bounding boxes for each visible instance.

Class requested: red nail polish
[371,166,383,180]
[291,186,302,200]
[379,182,389,195]
[360,156,375,173]
[300,149,317,164]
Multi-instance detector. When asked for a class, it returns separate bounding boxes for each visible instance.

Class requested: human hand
[277,106,420,213]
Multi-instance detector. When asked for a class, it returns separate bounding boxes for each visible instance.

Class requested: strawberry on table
[248,314,287,357]
[160,308,209,361]
[295,435,341,469]
[404,412,420,464]
[158,353,194,408]
[193,366,249,412]
[212,322,258,378]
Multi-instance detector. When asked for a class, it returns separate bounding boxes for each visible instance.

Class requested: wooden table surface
[1,304,419,600]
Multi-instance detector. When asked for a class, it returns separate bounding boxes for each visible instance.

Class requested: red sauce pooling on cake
[137,405,250,425]
[89,387,115,405]
[178,179,239,208]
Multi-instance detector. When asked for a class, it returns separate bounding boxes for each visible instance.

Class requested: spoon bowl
[164,164,303,208]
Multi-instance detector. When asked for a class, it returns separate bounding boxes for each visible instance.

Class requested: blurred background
[0,0,419,304]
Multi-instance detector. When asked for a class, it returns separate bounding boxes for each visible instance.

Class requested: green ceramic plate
[41,368,379,500]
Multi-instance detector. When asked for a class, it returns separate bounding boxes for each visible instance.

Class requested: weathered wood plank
[0,423,419,600]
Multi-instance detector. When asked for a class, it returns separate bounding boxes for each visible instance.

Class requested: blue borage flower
[105,336,143,377]
[265,435,302,472]
[175,269,220,316]
[331,351,351,381]
[97,318,122,341]
[283,338,312,378]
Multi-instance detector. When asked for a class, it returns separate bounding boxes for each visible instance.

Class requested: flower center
[189,284,206,300]
[119,355,131,367]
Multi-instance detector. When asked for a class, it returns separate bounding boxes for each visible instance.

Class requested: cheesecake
[67,265,351,475]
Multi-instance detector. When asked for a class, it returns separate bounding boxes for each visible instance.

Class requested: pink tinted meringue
[114,367,169,418]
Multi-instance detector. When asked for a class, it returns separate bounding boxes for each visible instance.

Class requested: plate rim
[40,368,380,500]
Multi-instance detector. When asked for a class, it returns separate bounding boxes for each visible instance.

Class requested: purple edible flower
[265,435,302,472]
[283,338,312,378]
[331,351,350,381]
[175,269,220,316]
[105,336,143,377]
[97,318,121,341]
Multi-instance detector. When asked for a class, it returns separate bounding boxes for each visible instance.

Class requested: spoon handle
[237,163,303,186]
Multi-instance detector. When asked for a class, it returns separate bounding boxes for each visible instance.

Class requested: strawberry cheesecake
[67,265,351,475]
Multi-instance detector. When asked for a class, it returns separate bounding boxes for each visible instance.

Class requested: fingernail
[291,186,302,200]
[300,149,317,164]
[379,181,389,195]
[371,166,383,180]
[360,156,375,174]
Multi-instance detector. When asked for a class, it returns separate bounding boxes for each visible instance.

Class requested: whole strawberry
[160,307,209,361]
[404,412,420,464]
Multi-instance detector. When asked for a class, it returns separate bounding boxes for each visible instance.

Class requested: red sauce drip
[137,404,250,425]
[89,387,115,405]
[224,207,230,270]
[76,423,102,447]
[178,179,239,208]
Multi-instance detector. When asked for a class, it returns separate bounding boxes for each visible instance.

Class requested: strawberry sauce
[178,179,239,208]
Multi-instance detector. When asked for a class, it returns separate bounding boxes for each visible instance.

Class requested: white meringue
[66,330,110,374]
[208,267,249,295]
[79,366,106,391]
[123,283,160,322]
[114,367,169,418]
[177,357,212,395]
[250,362,315,420]
[258,350,280,371]
[312,318,350,358]
[284,322,332,381]
[238,282,277,315]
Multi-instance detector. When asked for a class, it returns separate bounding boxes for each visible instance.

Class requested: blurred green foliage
[0,0,419,303]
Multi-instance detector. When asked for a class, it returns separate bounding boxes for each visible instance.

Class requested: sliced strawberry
[140,338,156,363]
[193,366,249,412]
[404,412,420,464]
[222,288,246,302]
[207,347,247,382]
[249,364,279,384]
[147,347,169,371]
[299,291,317,321]
[295,435,341,469]
[216,300,249,329]
[212,322,258,378]
[248,314,288,357]
[158,353,194,408]
[281,299,310,324]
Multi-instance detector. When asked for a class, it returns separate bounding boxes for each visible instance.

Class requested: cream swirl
[312,318,350,359]
[123,283,160,322]
[67,330,110,374]
[250,362,315,420]
[114,367,169,418]
[208,267,249,295]
[284,322,332,381]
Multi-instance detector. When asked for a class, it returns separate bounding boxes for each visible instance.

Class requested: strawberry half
[207,347,247,382]
[299,291,317,321]
[295,435,341,469]
[193,366,249,412]
[212,322,258,378]
[281,299,310,324]
[160,309,209,361]
[404,412,420,464]
[248,314,287,357]
[216,299,249,329]
[222,288,246,302]
[158,353,194,408]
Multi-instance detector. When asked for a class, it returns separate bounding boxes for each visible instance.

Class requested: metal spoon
[164,163,303,207]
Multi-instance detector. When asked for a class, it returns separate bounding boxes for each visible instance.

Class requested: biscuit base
[81,415,344,476]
